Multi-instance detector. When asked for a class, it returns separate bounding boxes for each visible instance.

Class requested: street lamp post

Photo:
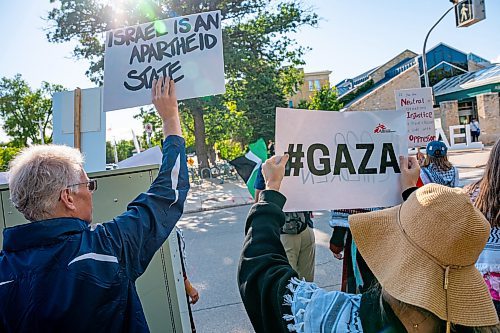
[422,4,457,88]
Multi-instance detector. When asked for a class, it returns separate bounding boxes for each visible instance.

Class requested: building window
[314,80,321,90]
[418,44,468,80]
[308,80,314,91]
[427,63,467,86]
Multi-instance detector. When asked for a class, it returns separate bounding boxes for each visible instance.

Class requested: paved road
[178,206,342,333]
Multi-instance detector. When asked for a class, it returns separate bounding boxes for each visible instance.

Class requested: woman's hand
[399,156,420,192]
[262,154,289,192]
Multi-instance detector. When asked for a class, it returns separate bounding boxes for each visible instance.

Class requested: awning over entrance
[434,64,500,103]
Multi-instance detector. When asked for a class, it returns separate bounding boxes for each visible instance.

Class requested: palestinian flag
[229,138,268,198]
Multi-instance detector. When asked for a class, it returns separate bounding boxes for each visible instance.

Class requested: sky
[0,0,499,142]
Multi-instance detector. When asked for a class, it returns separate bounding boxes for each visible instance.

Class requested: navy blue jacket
[0,135,189,332]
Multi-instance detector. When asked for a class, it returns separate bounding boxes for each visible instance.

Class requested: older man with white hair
[0,78,189,332]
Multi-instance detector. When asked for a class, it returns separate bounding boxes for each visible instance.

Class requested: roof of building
[434,64,500,96]
[336,43,491,109]
[423,42,489,64]
[341,57,418,109]
[336,67,379,98]
[304,70,332,77]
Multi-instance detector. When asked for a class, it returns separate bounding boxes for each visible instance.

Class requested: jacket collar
[2,218,89,252]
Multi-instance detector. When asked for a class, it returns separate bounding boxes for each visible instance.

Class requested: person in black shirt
[238,155,499,333]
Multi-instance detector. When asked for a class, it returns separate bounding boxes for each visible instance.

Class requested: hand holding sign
[276,108,408,211]
[262,154,289,192]
[152,77,181,137]
[399,156,420,192]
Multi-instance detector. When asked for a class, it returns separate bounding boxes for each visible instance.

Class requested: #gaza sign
[103,10,225,112]
[275,108,407,211]
[395,87,435,148]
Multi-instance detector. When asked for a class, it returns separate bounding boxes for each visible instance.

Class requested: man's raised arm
[97,77,190,280]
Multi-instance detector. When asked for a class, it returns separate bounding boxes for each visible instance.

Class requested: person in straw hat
[238,154,499,333]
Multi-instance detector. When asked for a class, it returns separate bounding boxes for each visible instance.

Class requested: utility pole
[423,0,486,88]
[422,4,456,88]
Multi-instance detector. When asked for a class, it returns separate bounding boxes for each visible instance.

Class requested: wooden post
[74,88,82,150]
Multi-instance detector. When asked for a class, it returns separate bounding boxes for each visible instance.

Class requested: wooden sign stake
[74,88,82,150]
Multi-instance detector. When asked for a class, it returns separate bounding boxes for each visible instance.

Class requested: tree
[106,139,135,163]
[134,97,253,162]
[105,141,116,164]
[297,99,310,109]
[0,145,22,172]
[0,74,64,147]
[133,106,165,148]
[46,0,317,169]
[307,85,343,111]
[338,79,374,105]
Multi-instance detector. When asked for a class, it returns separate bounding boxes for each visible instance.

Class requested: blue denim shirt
[0,135,189,333]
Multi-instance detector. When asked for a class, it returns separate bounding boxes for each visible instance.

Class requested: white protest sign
[103,10,225,112]
[275,108,408,211]
[395,87,435,148]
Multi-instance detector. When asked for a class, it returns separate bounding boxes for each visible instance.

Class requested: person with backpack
[420,140,459,187]
[470,118,481,142]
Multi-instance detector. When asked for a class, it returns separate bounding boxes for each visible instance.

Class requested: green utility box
[0,164,191,333]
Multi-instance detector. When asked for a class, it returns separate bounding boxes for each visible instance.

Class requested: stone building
[336,43,499,144]
[434,65,500,144]
[288,69,332,108]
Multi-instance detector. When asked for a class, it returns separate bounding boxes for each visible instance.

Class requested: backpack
[281,212,312,234]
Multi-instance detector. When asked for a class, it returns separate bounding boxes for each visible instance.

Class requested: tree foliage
[338,79,374,105]
[307,85,343,111]
[297,85,343,112]
[46,0,318,167]
[297,99,310,109]
[105,139,136,163]
[0,74,64,147]
[0,145,22,172]
[133,106,165,148]
[214,139,244,161]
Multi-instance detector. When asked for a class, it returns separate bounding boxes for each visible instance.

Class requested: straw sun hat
[350,183,498,327]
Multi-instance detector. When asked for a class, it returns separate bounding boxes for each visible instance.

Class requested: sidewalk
[184,178,254,214]
[448,146,491,186]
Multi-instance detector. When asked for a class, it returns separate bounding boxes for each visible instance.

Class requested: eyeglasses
[67,179,98,193]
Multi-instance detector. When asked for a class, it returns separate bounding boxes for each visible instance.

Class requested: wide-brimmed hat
[349,184,498,327]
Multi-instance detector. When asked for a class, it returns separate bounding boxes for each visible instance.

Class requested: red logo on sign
[374,123,387,133]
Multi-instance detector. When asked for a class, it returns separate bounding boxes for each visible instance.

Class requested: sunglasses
[67,179,98,193]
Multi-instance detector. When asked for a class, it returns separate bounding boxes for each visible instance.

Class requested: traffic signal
[455,0,486,28]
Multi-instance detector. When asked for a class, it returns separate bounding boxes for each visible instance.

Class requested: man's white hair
[8,144,84,221]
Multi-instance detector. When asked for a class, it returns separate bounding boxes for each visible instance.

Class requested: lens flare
[154,20,168,35]
[138,1,156,20]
